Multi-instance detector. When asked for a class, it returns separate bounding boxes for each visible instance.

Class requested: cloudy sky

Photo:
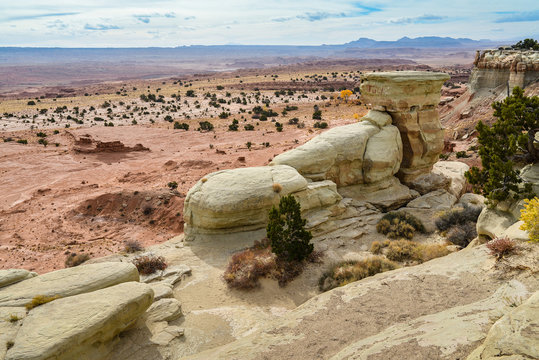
[1,1,538,47]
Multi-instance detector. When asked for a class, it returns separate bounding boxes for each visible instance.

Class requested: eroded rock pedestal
[361,71,450,182]
[184,71,450,238]
[469,49,539,93]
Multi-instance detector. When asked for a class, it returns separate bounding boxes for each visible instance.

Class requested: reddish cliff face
[470,49,539,93]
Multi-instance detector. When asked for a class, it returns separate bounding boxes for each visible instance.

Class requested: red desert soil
[0,117,363,273]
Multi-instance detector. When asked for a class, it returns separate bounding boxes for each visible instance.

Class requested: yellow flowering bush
[520,197,539,242]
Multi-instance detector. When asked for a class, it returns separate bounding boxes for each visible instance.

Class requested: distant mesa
[72,134,149,154]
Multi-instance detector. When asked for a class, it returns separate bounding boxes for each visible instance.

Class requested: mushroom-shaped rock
[361,71,450,182]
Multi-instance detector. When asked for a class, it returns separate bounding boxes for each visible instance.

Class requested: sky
[0,1,538,47]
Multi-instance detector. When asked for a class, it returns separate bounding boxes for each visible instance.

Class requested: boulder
[339,176,418,211]
[406,171,451,195]
[0,262,139,307]
[363,126,403,183]
[145,298,183,323]
[520,162,539,195]
[0,270,37,289]
[271,122,385,185]
[466,290,539,360]
[148,283,173,301]
[183,165,341,236]
[141,264,192,285]
[5,282,153,360]
[406,189,457,211]
[500,221,530,242]
[360,109,392,128]
[459,193,486,208]
[476,207,517,239]
[432,161,470,198]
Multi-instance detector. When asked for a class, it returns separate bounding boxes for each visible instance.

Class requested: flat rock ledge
[0,260,190,360]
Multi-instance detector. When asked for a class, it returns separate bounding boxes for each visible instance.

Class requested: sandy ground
[0,76,369,272]
[0,61,474,273]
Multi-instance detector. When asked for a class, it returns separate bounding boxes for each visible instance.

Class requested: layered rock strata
[360,71,450,182]
[469,49,539,93]
[184,71,449,237]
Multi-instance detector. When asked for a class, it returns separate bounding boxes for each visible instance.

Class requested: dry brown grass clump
[272,183,283,193]
[224,238,321,289]
[318,256,398,292]
[223,247,277,289]
[132,254,167,275]
[25,295,61,310]
[371,239,450,264]
[64,253,90,268]
[376,212,425,239]
[124,239,144,253]
[486,237,516,260]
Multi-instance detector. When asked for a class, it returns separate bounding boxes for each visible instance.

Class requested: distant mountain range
[341,36,500,48]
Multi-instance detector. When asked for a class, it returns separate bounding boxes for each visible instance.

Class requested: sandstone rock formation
[183,165,342,236]
[5,282,153,360]
[361,71,450,182]
[72,133,149,153]
[466,290,539,360]
[470,49,539,93]
[0,262,139,307]
[184,71,452,238]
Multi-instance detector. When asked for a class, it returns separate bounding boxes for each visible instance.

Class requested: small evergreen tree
[512,38,539,50]
[267,195,313,262]
[465,87,538,202]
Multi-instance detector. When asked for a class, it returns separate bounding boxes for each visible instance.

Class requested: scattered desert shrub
[272,183,283,193]
[64,253,90,268]
[132,254,167,275]
[167,181,178,190]
[370,241,383,254]
[6,341,14,350]
[376,211,424,239]
[381,239,450,263]
[434,204,482,231]
[8,314,21,323]
[486,237,516,259]
[223,247,276,289]
[520,197,539,242]
[198,121,214,132]
[318,257,398,292]
[446,222,477,247]
[267,195,313,262]
[124,240,144,253]
[25,295,61,310]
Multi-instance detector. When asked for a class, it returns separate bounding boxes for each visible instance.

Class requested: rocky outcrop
[184,245,539,360]
[361,71,450,182]
[183,165,342,236]
[466,290,539,360]
[0,270,36,289]
[0,262,139,307]
[469,49,539,93]
[73,134,149,153]
[271,110,401,186]
[5,282,153,360]
[184,71,451,238]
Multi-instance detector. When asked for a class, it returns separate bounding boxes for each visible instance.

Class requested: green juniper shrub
[465,87,538,203]
[267,194,313,262]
